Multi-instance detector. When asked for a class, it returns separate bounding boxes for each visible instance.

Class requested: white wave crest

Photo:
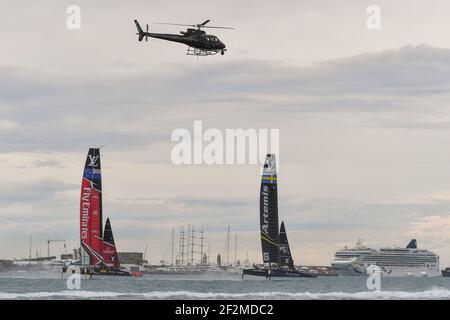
[1,288,450,300]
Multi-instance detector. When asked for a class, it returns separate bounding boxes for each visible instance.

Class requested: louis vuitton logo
[88,155,99,167]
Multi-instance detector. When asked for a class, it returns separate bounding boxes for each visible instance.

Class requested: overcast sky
[2,0,450,267]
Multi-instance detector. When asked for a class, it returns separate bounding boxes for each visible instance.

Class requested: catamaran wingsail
[80,147,104,267]
[243,154,317,279]
[279,221,295,270]
[64,148,140,277]
[260,153,280,268]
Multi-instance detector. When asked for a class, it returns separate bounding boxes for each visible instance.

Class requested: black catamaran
[243,154,317,278]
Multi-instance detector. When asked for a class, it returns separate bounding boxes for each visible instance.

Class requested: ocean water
[1,271,450,300]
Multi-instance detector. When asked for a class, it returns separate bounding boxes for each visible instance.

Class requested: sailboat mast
[226,225,230,266]
[234,232,237,267]
[29,235,32,260]
[199,228,204,264]
[179,225,185,266]
[171,226,174,266]
[208,243,210,263]
[190,226,196,265]
[187,224,191,265]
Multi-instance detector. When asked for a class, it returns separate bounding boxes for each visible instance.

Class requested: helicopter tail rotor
[134,19,149,42]
[198,20,211,27]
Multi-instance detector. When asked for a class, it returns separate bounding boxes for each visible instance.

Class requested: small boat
[442,267,450,277]
[243,154,317,279]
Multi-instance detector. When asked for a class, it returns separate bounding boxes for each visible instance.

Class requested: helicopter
[134,19,234,56]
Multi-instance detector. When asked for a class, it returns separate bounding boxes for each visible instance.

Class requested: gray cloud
[1,45,450,155]
[33,159,65,168]
[0,178,77,204]
[116,195,252,208]
[281,197,450,231]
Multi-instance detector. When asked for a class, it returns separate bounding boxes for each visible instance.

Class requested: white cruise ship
[331,239,440,277]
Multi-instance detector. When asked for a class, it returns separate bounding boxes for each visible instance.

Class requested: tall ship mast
[243,154,317,278]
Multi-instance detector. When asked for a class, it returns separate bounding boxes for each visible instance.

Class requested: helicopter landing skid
[186,47,220,56]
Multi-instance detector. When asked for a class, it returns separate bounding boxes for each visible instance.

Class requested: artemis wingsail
[259,154,280,267]
[243,154,317,279]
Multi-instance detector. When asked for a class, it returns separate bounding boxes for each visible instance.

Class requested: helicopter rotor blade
[202,25,235,30]
[154,21,234,30]
[154,22,195,27]
[146,24,149,41]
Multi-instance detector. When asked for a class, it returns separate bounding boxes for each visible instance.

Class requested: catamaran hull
[89,268,133,276]
[62,265,133,277]
[242,269,317,278]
